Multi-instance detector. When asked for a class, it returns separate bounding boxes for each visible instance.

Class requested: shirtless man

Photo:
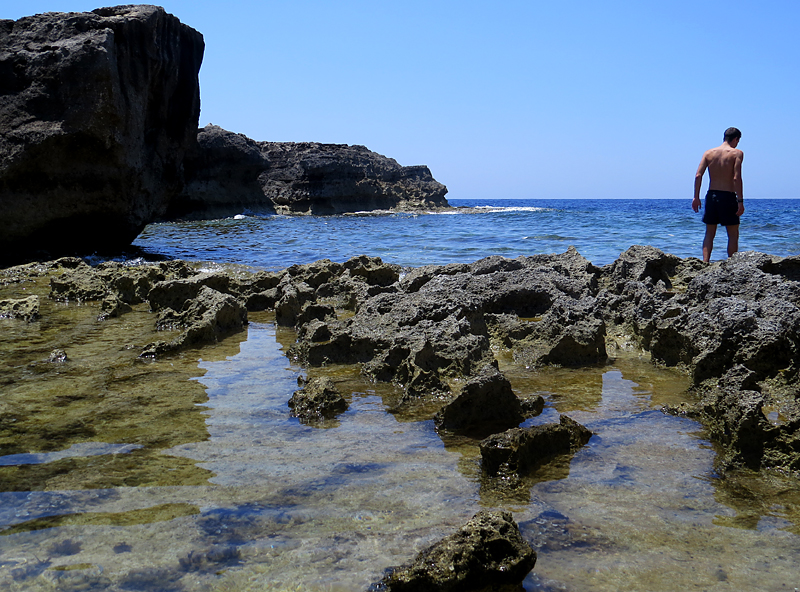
[692,127,744,262]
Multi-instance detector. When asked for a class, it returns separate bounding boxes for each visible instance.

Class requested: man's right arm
[692,152,709,212]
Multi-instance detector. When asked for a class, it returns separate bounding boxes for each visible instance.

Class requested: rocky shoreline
[3,245,799,477]
[3,245,800,587]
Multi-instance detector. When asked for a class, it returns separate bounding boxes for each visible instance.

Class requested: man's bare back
[696,144,744,196]
[692,127,745,262]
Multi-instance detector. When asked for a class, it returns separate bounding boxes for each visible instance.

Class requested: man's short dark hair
[724,127,742,142]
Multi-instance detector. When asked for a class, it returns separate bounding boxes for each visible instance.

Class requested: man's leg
[702,224,717,262]
[725,224,740,257]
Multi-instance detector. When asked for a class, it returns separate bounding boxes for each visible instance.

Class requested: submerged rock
[369,510,536,592]
[480,415,593,478]
[48,349,68,363]
[0,6,204,261]
[288,377,349,422]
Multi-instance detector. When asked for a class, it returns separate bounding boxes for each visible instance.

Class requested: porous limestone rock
[369,510,536,592]
[434,364,525,437]
[288,377,349,422]
[0,295,39,321]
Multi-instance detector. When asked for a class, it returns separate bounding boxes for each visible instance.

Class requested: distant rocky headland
[169,124,449,221]
[0,6,449,263]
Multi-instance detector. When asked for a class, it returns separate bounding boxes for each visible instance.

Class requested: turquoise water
[133,198,800,269]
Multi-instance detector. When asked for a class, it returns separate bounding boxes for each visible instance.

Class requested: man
[692,127,745,262]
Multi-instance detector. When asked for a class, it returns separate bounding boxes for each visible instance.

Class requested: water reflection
[712,469,800,536]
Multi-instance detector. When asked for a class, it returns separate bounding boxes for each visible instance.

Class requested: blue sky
[6,1,799,199]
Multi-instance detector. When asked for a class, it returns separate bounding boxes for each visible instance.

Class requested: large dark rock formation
[166,125,271,220]
[288,248,605,402]
[258,139,449,215]
[169,124,450,219]
[0,6,204,260]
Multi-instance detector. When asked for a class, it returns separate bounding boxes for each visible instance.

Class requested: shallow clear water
[132,198,800,270]
[2,294,799,590]
[3,200,800,590]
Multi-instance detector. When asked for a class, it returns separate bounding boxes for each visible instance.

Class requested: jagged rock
[599,248,800,473]
[343,255,402,287]
[96,260,195,305]
[148,272,233,312]
[600,244,685,292]
[694,386,800,473]
[505,296,607,367]
[0,6,204,261]
[520,395,545,418]
[0,295,40,321]
[274,277,317,327]
[646,255,800,384]
[292,250,603,402]
[288,377,348,422]
[50,264,108,302]
[368,510,536,592]
[434,365,524,436]
[141,286,247,357]
[50,260,196,304]
[480,415,593,478]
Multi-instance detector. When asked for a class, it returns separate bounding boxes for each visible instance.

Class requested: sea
[2,198,800,592]
[132,198,800,269]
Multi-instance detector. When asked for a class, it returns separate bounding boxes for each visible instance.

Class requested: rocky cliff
[0,7,448,260]
[0,6,204,260]
[168,124,449,220]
